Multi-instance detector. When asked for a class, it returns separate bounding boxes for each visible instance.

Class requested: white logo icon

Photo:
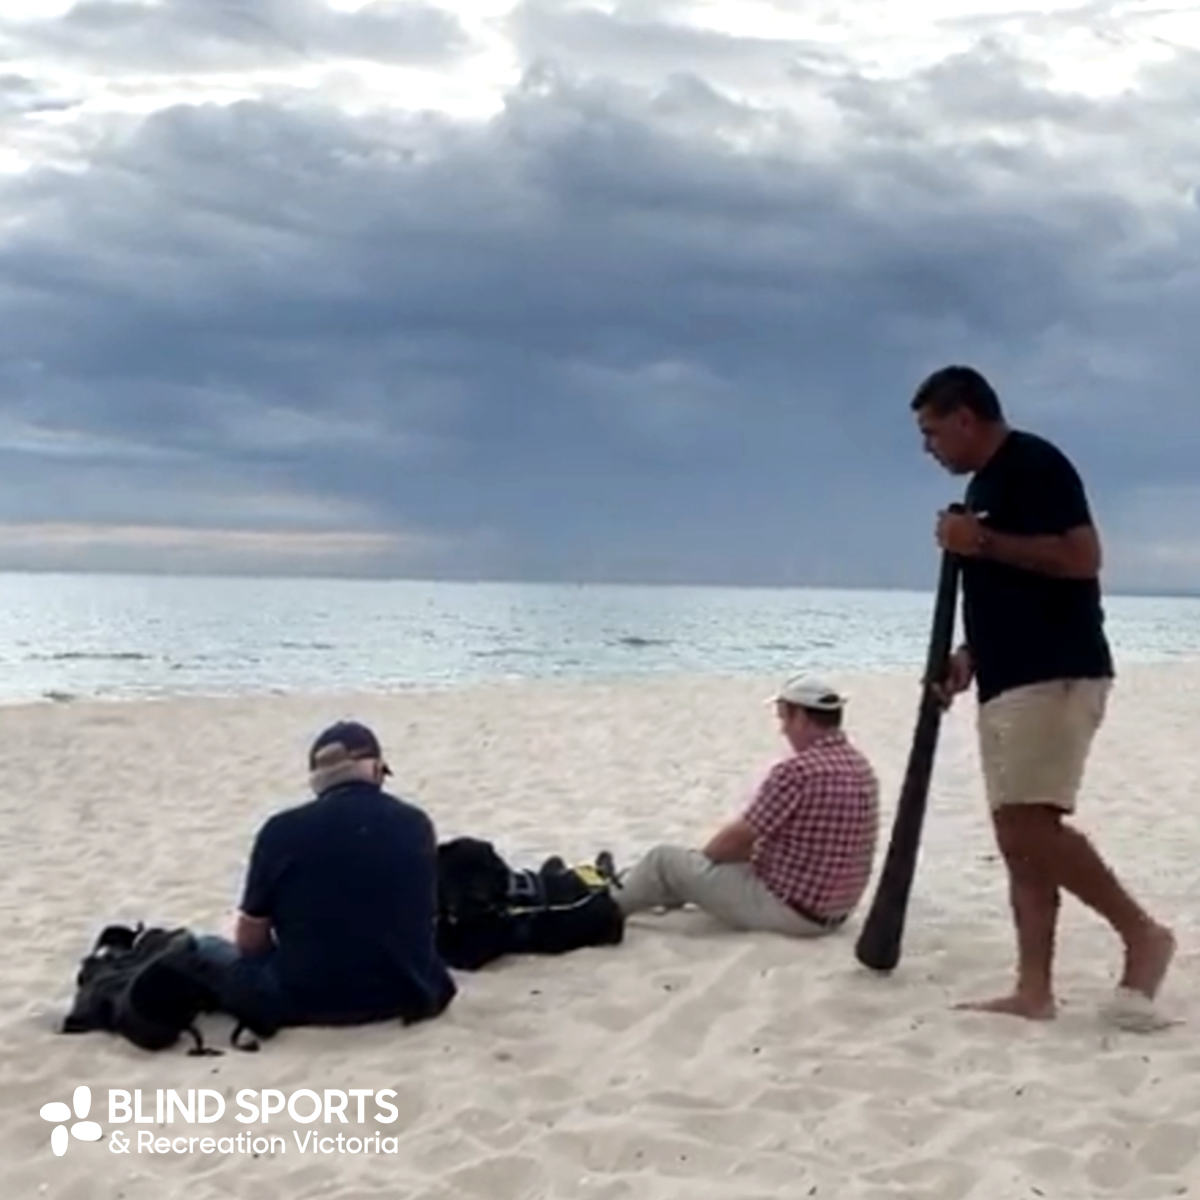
[40,1085,103,1156]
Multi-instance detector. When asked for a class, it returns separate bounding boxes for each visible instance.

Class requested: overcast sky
[0,0,1197,590]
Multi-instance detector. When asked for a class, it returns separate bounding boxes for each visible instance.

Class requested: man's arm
[234,913,273,957]
[977,524,1100,579]
[703,762,808,863]
[417,809,442,927]
[976,447,1102,579]
[702,818,757,863]
[234,822,278,957]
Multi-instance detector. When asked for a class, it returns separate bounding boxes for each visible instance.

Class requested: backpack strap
[182,1025,223,1057]
[230,1022,262,1052]
[506,868,545,905]
[174,1021,263,1057]
[180,1022,263,1056]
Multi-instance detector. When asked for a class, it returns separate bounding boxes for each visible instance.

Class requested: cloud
[0,71,80,122]
[509,0,831,92]
[1,0,473,73]
[0,519,479,576]
[0,0,1199,586]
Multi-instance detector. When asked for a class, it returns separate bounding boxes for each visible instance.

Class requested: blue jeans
[193,935,287,1031]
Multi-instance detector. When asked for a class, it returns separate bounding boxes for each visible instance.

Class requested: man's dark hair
[910,365,1003,422]
[784,701,842,729]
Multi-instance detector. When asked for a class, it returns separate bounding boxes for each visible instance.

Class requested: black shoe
[595,849,618,885]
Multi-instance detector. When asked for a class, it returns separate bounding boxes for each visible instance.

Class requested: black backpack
[436,838,626,971]
[61,923,276,1056]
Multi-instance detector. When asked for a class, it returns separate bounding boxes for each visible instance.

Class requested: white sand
[2,663,1198,1199]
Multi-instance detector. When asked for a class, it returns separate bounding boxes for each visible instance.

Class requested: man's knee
[641,843,699,871]
[193,934,240,968]
[193,936,285,1025]
[993,805,1063,868]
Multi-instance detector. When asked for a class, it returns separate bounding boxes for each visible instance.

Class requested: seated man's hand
[702,819,757,864]
[234,912,273,957]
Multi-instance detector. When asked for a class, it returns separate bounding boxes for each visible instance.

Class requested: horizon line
[0,566,1195,601]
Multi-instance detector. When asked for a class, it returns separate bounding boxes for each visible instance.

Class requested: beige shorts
[977,678,1111,812]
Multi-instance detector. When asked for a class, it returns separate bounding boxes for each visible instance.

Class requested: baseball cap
[308,720,391,775]
[767,673,847,712]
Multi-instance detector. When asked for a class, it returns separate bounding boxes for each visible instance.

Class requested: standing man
[911,364,1174,1025]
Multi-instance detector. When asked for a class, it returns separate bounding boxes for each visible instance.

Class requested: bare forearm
[979,530,1097,579]
[235,913,273,956]
[702,822,754,863]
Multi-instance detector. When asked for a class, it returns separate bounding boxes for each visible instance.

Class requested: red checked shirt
[743,730,880,921]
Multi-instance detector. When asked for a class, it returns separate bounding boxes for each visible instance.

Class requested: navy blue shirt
[240,780,456,1026]
[962,429,1114,704]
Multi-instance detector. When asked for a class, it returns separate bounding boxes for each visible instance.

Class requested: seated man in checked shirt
[607,675,880,937]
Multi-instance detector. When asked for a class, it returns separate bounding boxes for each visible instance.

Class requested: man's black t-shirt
[240,780,457,1026]
[962,429,1114,704]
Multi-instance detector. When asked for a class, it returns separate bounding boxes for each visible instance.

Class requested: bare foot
[1121,923,1176,1000]
[954,993,1057,1021]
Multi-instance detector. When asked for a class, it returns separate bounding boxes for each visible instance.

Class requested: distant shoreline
[0,568,1196,600]
[4,656,1199,713]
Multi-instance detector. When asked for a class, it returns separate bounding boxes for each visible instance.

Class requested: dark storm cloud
[0,71,79,120]
[1,3,1199,585]
[509,0,833,86]
[0,0,471,72]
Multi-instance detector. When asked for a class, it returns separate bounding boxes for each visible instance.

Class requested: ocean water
[1,572,1198,704]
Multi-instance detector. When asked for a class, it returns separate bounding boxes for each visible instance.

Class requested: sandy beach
[2,663,1197,1199]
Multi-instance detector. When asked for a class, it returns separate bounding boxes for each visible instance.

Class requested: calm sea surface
[1,572,1198,704]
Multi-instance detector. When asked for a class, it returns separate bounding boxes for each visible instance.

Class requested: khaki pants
[977,677,1111,813]
[612,844,831,937]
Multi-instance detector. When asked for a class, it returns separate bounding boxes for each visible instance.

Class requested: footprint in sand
[441,1152,548,1198]
[1135,1122,1200,1175]
[541,1126,738,1177]
[1086,1148,1136,1190]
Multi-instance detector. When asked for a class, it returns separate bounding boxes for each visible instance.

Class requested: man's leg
[957,686,1062,1017]
[193,934,241,971]
[612,844,828,937]
[192,934,286,1028]
[959,680,1174,1019]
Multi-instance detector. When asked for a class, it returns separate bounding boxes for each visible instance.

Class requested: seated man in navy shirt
[196,720,456,1030]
